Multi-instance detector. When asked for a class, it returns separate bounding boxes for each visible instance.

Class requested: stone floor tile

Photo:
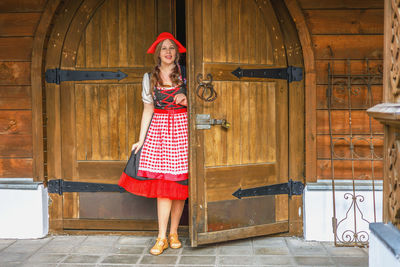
[101,254,140,264]
[110,245,145,254]
[332,256,369,266]
[287,239,328,256]
[81,235,118,246]
[252,237,287,247]
[25,253,67,263]
[62,254,101,264]
[218,239,252,247]
[46,235,86,246]
[0,252,32,262]
[218,246,253,255]
[71,245,112,254]
[253,246,290,255]
[139,255,178,265]
[20,263,58,267]
[117,236,154,246]
[0,262,23,267]
[178,255,217,265]
[2,243,45,254]
[253,255,295,266]
[14,237,51,245]
[218,256,254,265]
[58,264,97,267]
[182,246,217,255]
[99,265,136,267]
[136,265,175,267]
[294,256,335,266]
[37,243,75,253]
[324,246,366,257]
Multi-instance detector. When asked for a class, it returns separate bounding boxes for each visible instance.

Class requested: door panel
[188,0,289,246]
[56,0,173,224]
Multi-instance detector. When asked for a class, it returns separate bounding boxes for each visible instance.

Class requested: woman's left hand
[174,93,187,106]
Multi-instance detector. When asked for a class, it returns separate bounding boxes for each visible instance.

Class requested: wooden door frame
[31,0,315,235]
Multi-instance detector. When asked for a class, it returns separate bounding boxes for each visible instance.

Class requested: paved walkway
[0,235,368,267]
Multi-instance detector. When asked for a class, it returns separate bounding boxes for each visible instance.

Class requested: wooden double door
[45,0,304,246]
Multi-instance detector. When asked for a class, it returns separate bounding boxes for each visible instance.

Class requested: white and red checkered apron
[137,107,188,181]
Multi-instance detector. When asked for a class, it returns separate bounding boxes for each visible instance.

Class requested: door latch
[196,114,230,130]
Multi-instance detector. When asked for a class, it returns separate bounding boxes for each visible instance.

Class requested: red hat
[147,32,186,54]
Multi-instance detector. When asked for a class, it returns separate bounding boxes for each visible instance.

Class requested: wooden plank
[85,86,93,160]
[240,82,250,164]
[317,134,384,159]
[0,97,31,109]
[75,85,86,161]
[212,0,226,62]
[77,161,126,183]
[0,0,47,12]
[205,163,277,202]
[85,8,101,67]
[315,60,383,85]
[0,135,32,157]
[0,86,31,109]
[284,0,317,183]
[0,85,31,98]
[0,110,32,135]
[298,0,383,9]
[275,195,288,221]
[197,221,288,245]
[0,13,41,37]
[99,85,110,159]
[272,0,305,236]
[317,159,383,179]
[0,62,30,85]
[118,85,127,160]
[107,0,119,67]
[100,1,109,67]
[118,0,128,67]
[0,158,32,177]
[109,85,119,159]
[63,219,158,230]
[313,35,383,60]
[304,10,383,35]
[91,85,101,160]
[317,110,383,134]
[0,37,33,61]
[317,85,383,109]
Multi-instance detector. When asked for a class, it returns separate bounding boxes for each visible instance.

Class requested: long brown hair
[149,39,182,93]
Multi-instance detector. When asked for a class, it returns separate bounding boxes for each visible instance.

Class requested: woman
[118,32,188,256]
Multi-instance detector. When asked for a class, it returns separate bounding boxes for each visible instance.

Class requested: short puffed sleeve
[141,73,153,104]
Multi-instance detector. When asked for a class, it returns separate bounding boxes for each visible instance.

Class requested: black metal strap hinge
[47,179,125,195]
[45,68,128,84]
[232,179,304,199]
[231,66,303,83]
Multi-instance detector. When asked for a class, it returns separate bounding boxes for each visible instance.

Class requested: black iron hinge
[232,179,304,199]
[45,68,128,84]
[231,66,303,83]
[47,179,125,195]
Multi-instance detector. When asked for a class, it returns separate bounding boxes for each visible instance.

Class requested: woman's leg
[157,198,172,238]
[170,199,185,234]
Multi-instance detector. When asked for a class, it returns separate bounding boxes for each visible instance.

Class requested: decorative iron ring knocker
[196,73,217,102]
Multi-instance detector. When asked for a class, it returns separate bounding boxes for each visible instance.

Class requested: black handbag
[123,147,149,180]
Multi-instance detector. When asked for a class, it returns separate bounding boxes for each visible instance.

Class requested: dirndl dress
[118,73,188,200]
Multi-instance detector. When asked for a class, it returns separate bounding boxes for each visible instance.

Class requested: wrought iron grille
[327,59,383,247]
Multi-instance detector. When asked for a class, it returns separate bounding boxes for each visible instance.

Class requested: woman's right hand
[131,141,144,154]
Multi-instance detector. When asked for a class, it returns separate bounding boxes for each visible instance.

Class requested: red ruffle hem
[118,172,188,200]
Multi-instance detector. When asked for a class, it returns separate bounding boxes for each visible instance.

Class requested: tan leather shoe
[150,238,168,255]
[168,233,182,249]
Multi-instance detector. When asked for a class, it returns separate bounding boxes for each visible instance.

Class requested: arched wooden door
[186,0,303,246]
[45,0,177,231]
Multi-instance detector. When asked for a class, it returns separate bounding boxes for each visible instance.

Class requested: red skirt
[119,108,188,200]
